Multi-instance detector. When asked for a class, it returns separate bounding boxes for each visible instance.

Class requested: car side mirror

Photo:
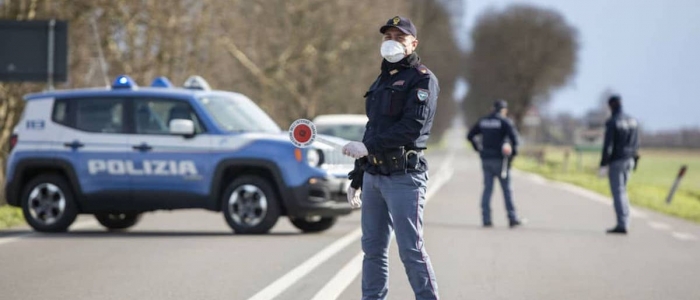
[169,119,195,137]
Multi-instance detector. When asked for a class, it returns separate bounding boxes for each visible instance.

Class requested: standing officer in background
[467,100,524,228]
[342,16,440,300]
[599,95,639,235]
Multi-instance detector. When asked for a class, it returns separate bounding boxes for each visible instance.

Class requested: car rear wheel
[21,174,78,233]
[222,175,280,234]
[289,216,337,233]
[95,213,141,231]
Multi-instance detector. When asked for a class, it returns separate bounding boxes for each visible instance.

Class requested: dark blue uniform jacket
[349,53,439,186]
[467,112,519,159]
[600,109,640,166]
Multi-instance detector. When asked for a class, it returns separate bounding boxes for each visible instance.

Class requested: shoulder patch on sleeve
[416,89,429,102]
[416,64,430,75]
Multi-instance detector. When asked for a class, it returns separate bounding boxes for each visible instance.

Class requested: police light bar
[150,76,174,88]
[111,75,138,89]
[183,75,211,91]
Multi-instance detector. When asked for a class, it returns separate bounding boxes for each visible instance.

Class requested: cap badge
[392,17,400,25]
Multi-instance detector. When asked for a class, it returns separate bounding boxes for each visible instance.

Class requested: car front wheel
[221,175,280,234]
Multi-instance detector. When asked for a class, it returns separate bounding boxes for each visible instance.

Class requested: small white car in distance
[312,114,368,142]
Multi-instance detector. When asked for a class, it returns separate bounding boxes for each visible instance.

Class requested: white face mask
[380,40,406,63]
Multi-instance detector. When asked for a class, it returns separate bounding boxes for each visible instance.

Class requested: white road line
[630,210,648,219]
[516,170,699,243]
[647,221,673,231]
[0,219,99,246]
[309,152,455,300]
[246,227,362,300]
[671,232,698,241]
[515,171,648,219]
[310,251,364,300]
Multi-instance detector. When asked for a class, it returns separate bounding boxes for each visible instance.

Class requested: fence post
[576,150,583,172]
[666,165,688,204]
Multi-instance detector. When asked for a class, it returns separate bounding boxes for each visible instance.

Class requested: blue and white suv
[4,75,355,234]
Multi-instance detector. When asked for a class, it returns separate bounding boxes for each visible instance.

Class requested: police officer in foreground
[341,16,440,300]
[467,100,524,228]
[598,95,639,235]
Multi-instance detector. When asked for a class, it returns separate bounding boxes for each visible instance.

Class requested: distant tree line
[640,128,700,149]
[524,109,700,149]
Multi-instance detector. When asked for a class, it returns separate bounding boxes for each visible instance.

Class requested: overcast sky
[457,0,700,131]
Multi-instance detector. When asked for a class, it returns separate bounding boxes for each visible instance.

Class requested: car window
[133,98,204,135]
[197,94,280,133]
[75,99,125,133]
[52,99,69,126]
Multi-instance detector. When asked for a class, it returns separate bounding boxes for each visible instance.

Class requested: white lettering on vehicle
[107,160,125,175]
[87,159,199,176]
[153,160,169,175]
[88,160,106,174]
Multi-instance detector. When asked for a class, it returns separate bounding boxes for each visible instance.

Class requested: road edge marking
[672,232,697,241]
[511,169,648,219]
[647,221,672,231]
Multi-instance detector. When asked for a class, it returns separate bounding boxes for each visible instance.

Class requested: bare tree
[409,0,465,143]
[462,3,578,127]
[0,0,464,204]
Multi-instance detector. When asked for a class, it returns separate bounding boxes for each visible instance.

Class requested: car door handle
[132,143,153,152]
[63,141,84,149]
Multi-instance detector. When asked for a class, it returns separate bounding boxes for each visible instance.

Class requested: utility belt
[367,148,424,174]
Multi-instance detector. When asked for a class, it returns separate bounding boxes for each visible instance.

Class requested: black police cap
[380,16,417,37]
[494,100,508,110]
[608,94,622,106]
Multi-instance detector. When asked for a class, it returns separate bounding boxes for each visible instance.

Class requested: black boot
[509,218,526,228]
[606,226,628,234]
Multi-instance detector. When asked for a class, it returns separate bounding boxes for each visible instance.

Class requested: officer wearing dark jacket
[467,100,523,228]
[599,95,639,234]
[342,16,440,300]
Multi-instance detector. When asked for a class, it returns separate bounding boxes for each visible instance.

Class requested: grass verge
[513,147,700,223]
[0,205,24,229]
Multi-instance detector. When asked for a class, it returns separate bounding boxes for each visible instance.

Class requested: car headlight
[307,148,324,167]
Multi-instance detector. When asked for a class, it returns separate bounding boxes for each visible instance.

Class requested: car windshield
[198,94,281,133]
[316,123,366,141]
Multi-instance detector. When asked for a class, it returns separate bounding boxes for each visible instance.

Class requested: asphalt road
[2,129,700,300]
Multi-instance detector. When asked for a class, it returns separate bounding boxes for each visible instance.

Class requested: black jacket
[600,109,639,166]
[467,112,519,159]
[349,53,439,186]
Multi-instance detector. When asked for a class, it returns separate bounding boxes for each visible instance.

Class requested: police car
[4,75,355,234]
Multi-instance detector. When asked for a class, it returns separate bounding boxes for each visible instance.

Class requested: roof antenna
[90,10,110,88]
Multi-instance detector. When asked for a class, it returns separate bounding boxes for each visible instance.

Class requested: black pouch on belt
[406,150,420,170]
[386,148,407,173]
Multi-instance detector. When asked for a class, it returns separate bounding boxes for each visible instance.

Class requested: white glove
[347,187,362,208]
[342,141,368,159]
[598,166,609,178]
